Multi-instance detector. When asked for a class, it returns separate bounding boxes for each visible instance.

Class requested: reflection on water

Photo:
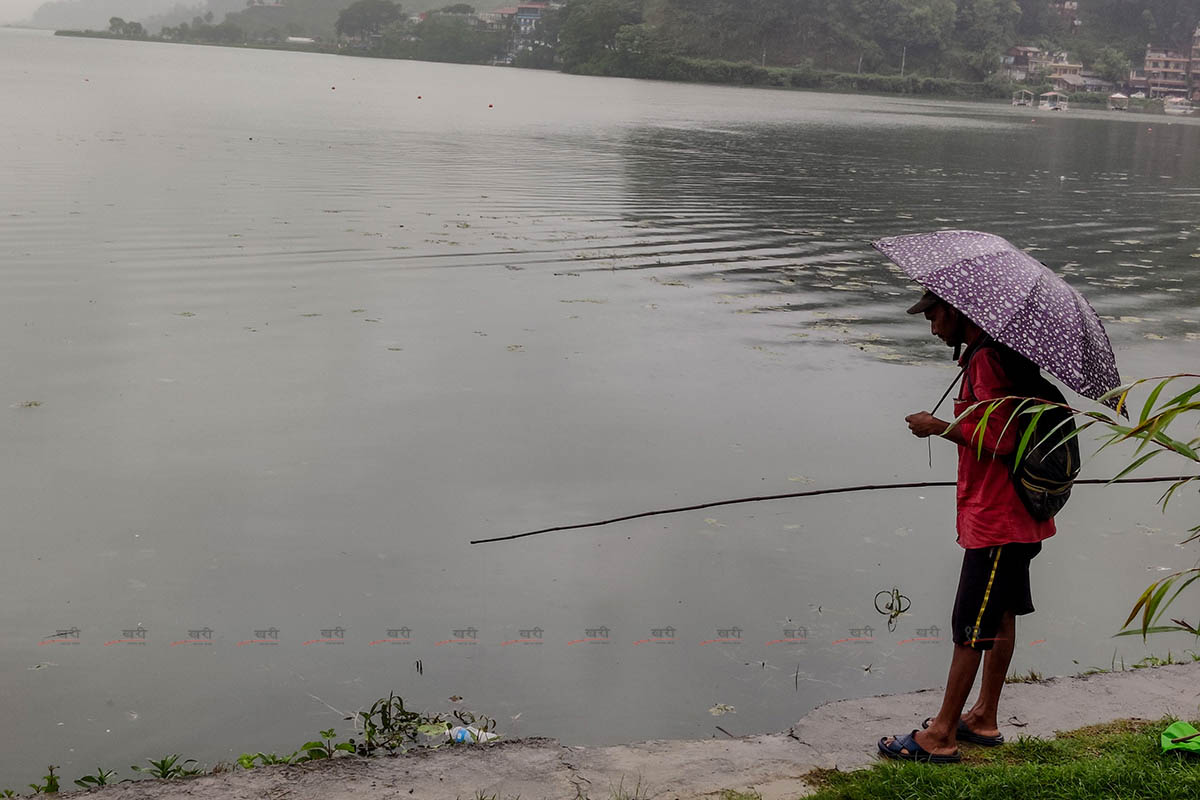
[613,120,1200,358]
[1,27,1198,786]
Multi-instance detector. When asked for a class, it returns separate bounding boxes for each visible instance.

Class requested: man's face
[923,301,959,346]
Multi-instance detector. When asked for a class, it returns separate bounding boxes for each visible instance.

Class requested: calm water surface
[2,27,1199,785]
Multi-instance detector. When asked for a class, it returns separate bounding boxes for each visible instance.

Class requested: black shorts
[951,542,1041,651]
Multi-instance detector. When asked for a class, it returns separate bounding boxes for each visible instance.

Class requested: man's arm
[906,350,1021,455]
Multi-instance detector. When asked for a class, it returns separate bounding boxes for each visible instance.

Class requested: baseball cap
[906,289,942,315]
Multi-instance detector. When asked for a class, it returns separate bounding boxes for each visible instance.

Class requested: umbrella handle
[927,368,965,470]
[930,368,965,416]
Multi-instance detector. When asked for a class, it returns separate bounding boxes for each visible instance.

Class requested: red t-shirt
[953,345,1056,549]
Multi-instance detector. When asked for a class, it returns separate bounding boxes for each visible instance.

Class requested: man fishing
[877,288,1053,763]
[870,230,1123,763]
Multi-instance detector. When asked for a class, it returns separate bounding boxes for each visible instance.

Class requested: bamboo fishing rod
[470,475,1194,545]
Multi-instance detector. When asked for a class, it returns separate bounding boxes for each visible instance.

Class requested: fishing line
[471,475,1194,545]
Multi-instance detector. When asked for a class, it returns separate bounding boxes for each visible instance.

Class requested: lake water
[2,26,1198,786]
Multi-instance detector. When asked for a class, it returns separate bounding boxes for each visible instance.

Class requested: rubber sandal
[922,717,1005,746]
[878,730,962,764]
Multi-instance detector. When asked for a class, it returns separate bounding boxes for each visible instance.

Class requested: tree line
[64,0,1200,88]
[554,0,1199,81]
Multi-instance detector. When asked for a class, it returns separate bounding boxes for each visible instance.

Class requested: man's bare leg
[962,611,1015,737]
[885,642,982,756]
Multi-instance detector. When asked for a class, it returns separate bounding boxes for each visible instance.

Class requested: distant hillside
[30,0,445,33]
[30,0,190,29]
[220,0,351,40]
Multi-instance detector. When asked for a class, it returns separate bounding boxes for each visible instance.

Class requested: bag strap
[957,334,996,402]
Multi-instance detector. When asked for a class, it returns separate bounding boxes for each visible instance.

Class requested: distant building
[1002,46,1085,84]
[485,2,549,35]
[1049,73,1084,92]
[1130,43,1191,97]
[1078,71,1114,93]
[1052,1,1080,30]
[1030,50,1082,78]
[1001,45,1042,81]
[1193,24,1200,101]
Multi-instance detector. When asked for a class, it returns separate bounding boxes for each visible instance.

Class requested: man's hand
[906,411,949,439]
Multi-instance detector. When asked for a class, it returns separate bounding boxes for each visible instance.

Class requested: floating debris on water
[709,703,735,716]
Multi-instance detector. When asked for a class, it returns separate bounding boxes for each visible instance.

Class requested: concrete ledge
[70,662,1200,799]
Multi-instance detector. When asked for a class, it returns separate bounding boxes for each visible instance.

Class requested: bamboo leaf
[1170,618,1200,635]
[1108,450,1162,483]
[1158,476,1197,509]
[1139,377,1173,424]
[1034,413,1076,454]
[1099,380,1139,405]
[1122,583,1156,630]
[975,399,1003,459]
[1115,387,1132,417]
[1159,572,1200,618]
[1166,438,1199,461]
[1163,383,1200,409]
[1013,406,1047,468]
[1112,625,1189,638]
[1142,579,1175,635]
[997,397,1036,457]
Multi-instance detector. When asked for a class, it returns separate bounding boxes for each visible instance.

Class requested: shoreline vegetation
[6,655,1200,796]
[49,28,1182,112]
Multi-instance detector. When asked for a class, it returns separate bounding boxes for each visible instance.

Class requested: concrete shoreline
[69,662,1200,799]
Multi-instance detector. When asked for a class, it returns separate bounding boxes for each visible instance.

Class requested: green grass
[1003,668,1044,684]
[804,718,1200,799]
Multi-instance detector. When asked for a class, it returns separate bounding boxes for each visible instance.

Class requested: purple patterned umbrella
[872,230,1122,410]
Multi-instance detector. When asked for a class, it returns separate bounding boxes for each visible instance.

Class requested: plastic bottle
[448,725,499,743]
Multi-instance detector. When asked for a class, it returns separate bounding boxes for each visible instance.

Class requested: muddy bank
[64,663,1200,799]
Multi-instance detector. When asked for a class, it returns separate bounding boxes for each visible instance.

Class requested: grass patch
[804,717,1200,799]
[1003,668,1044,684]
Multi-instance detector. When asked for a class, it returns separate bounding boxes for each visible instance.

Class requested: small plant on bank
[8,692,494,789]
[73,767,118,788]
[27,766,59,794]
[1004,668,1044,684]
[607,775,649,800]
[297,728,356,761]
[350,692,451,755]
[131,754,202,779]
[236,751,301,769]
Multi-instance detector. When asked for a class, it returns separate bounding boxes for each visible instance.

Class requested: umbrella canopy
[873,230,1122,410]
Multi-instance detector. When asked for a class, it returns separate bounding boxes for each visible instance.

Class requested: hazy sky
[2,0,48,24]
